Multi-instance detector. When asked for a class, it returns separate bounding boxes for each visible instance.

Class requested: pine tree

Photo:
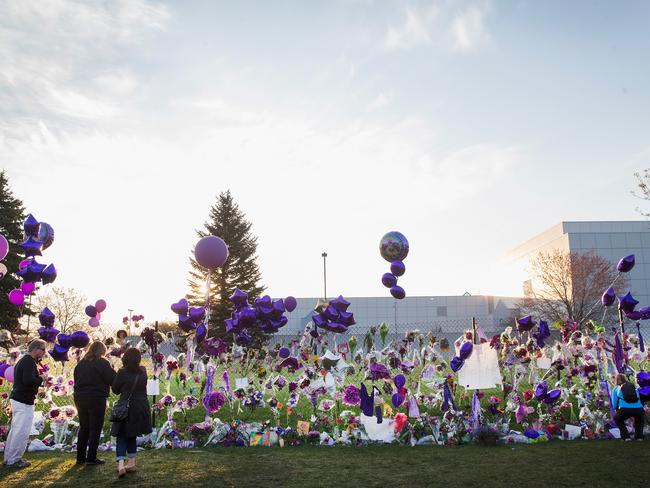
[188,190,265,344]
[0,170,27,332]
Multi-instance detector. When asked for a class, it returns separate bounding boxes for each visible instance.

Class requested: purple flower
[368,362,391,381]
[342,385,361,406]
[204,391,226,413]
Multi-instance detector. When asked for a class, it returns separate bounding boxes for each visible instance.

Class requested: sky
[1,0,649,327]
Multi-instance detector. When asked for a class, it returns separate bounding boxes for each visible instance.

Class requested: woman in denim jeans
[110,348,151,477]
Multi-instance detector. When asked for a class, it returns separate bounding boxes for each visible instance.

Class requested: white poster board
[235,377,249,390]
[457,342,502,390]
[147,379,160,395]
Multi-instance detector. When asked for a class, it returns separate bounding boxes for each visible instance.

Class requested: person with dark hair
[111,348,151,477]
[73,341,116,465]
[612,373,645,441]
[3,339,47,468]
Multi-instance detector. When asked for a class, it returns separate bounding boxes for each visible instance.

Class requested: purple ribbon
[637,322,645,352]
[223,370,230,392]
[597,347,615,419]
[613,330,624,373]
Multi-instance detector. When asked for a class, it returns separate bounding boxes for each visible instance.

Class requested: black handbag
[110,373,141,422]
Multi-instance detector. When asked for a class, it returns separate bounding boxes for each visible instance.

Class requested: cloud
[385,0,492,53]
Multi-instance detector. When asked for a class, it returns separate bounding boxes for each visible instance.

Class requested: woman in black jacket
[111,347,151,477]
[73,341,116,465]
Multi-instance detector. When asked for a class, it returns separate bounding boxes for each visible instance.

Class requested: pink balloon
[8,289,25,306]
[95,299,107,313]
[19,259,31,270]
[4,366,14,383]
[0,234,8,261]
[21,282,36,295]
[88,317,100,327]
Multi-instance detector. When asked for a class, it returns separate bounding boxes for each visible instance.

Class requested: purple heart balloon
[178,315,196,333]
[189,307,206,324]
[195,323,207,343]
[57,333,73,349]
[171,298,189,315]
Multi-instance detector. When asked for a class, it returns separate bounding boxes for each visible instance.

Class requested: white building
[509,220,650,308]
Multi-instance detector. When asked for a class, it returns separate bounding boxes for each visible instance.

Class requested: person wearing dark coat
[111,347,151,477]
[73,341,116,465]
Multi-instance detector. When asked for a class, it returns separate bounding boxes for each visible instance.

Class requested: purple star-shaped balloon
[330,295,351,312]
[41,264,57,285]
[38,307,55,327]
[38,326,59,343]
[19,236,43,257]
[17,260,46,282]
[618,292,639,313]
[49,344,69,362]
[516,315,536,332]
[23,214,40,237]
[229,288,249,308]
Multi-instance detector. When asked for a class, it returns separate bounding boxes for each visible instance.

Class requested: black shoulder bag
[110,373,140,422]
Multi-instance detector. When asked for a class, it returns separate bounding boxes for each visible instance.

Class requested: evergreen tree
[0,170,27,332]
[188,190,265,344]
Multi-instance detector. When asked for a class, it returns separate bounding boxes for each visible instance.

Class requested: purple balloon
[637,371,650,387]
[0,362,9,378]
[41,264,57,285]
[618,292,639,313]
[278,347,291,359]
[543,389,561,405]
[459,341,473,360]
[601,287,616,307]
[516,315,536,332]
[339,310,356,326]
[330,295,351,312]
[71,330,90,348]
[0,234,8,261]
[37,222,55,251]
[178,315,196,333]
[194,235,229,269]
[38,307,55,327]
[23,214,40,237]
[38,326,59,343]
[49,344,69,362]
[57,333,73,349]
[88,317,100,327]
[189,307,206,324]
[171,298,189,315]
[16,260,46,282]
[381,273,397,288]
[8,289,25,306]
[196,323,207,343]
[235,329,252,346]
[390,261,406,277]
[394,374,406,389]
[230,288,249,308]
[284,296,297,313]
[379,231,409,263]
[617,254,635,273]
[450,356,464,372]
[19,236,42,257]
[391,392,404,408]
[390,285,406,300]
[535,381,548,400]
[85,305,97,317]
[20,281,36,295]
[625,310,644,321]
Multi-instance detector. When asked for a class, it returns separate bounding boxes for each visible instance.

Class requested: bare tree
[35,287,88,334]
[632,169,650,216]
[518,250,627,325]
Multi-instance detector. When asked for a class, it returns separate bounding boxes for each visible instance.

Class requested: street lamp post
[321,252,327,300]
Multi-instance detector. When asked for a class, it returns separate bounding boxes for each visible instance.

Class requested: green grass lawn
[0,441,646,488]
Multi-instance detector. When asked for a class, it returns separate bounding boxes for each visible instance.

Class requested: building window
[437,306,447,317]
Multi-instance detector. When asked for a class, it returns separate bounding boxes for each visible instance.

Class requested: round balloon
[394,374,406,389]
[4,366,14,383]
[20,282,35,295]
[194,235,229,269]
[390,285,406,300]
[0,263,7,280]
[88,317,100,327]
[95,299,107,313]
[84,305,97,317]
[391,392,404,408]
[390,261,406,277]
[0,234,8,261]
[381,273,397,288]
[19,259,31,270]
[379,231,409,263]
[278,347,291,359]
[284,296,297,313]
[8,289,25,306]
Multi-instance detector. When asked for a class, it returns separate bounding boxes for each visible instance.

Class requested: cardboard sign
[296,421,311,436]
[235,377,249,390]
[537,357,552,369]
[458,342,502,390]
[147,379,160,395]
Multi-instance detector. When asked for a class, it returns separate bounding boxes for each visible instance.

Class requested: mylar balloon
[36,222,54,250]
[278,347,291,359]
[381,273,397,288]
[379,231,409,263]
[390,285,406,300]
[23,214,40,237]
[196,323,207,343]
[38,307,55,327]
[391,392,404,408]
[171,298,189,316]
[38,326,60,343]
[49,344,69,362]
[618,292,639,313]
[617,254,635,273]
[19,236,42,257]
[394,374,406,389]
[194,235,229,269]
[71,331,90,348]
[17,260,46,282]
[459,341,473,360]
[41,264,57,285]
[284,296,297,313]
[0,234,8,261]
[189,307,206,324]
[8,289,25,306]
[57,333,73,349]
[601,287,616,307]
[390,261,406,277]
